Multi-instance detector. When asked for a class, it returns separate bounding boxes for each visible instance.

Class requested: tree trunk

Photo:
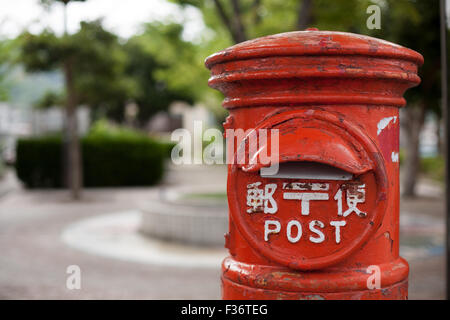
[402,105,426,198]
[437,115,443,156]
[63,59,82,200]
[297,0,314,30]
[213,0,247,43]
[251,0,262,25]
[230,0,247,43]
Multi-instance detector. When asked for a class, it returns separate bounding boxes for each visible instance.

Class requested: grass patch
[182,192,227,201]
[420,156,445,182]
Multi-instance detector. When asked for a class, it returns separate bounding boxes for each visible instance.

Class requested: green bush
[16,124,172,188]
[0,157,6,179]
[82,135,166,187]
[16,135,63,188]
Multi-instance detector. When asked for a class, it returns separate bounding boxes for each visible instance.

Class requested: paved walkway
[0,164,226,299]
[399,180,445,300]
[0,164,445,299]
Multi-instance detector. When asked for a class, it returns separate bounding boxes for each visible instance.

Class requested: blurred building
[170,102,216,134]
[146,102,216,134]
[419,114,440,157]
[0,102,90,163]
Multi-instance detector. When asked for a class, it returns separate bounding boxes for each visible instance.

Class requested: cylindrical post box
[205,30,423,300]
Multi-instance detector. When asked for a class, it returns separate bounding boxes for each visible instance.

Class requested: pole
[440,0,449,300]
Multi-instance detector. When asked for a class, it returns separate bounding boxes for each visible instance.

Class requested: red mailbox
[205,30,423,300]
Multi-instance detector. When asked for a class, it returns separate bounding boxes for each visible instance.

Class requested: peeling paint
[391,152,399,163]
[377,116,397,135]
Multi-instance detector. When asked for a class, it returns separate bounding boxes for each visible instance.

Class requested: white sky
[0,0,206,41]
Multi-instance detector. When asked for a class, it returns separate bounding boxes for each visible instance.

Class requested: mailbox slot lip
[236,111,374,176]
[246,154,372,177]
[259,161,354,180]
[228,110,389,270]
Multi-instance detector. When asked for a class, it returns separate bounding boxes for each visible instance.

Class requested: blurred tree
[69,21,136,111]
[19,19,134,199]
[26,0,88,199]
[40,0,87,34]
[369,0,442,197]
[34,90,65,109]
[170,0,375,123]
[172,0,372,44]
[0,43,9,101]
[0,39,15,101]
[123,22,209,125]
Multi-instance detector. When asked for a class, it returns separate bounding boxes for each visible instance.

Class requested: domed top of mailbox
[205,30,423,109]
[205,30,423,68]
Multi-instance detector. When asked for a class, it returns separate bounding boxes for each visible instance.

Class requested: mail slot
[205,29,423,300]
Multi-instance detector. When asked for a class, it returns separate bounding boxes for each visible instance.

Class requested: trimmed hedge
[82,135,166,187]
[16,136,63,188]
[16,134,171,188]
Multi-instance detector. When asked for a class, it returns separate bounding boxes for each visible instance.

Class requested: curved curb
[61,210,227,269]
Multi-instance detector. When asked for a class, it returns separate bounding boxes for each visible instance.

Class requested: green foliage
[18,19,203,124]
[34,90,65,109]
[15,122,173,188]
[182,192,227,201]
[19,20,137,112]
[0,39,17,101]
[399,148,405,166]
[87,119,147,139]
[87,119,175,158]
[313,0,372,32]
[420,156,445,183]
[121,22,207,124]
[399,149,444,183]
[369,0,442,115]
[172,0,372,42]
[18,31,63,71]
[82,135,166,188]
[169,0,386,121]
[83,122,170,187]
[72,21,137,110]
[15,0,444,127]
[0,157,5,179]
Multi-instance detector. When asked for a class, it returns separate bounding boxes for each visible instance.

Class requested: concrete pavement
[0,164,226,299]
